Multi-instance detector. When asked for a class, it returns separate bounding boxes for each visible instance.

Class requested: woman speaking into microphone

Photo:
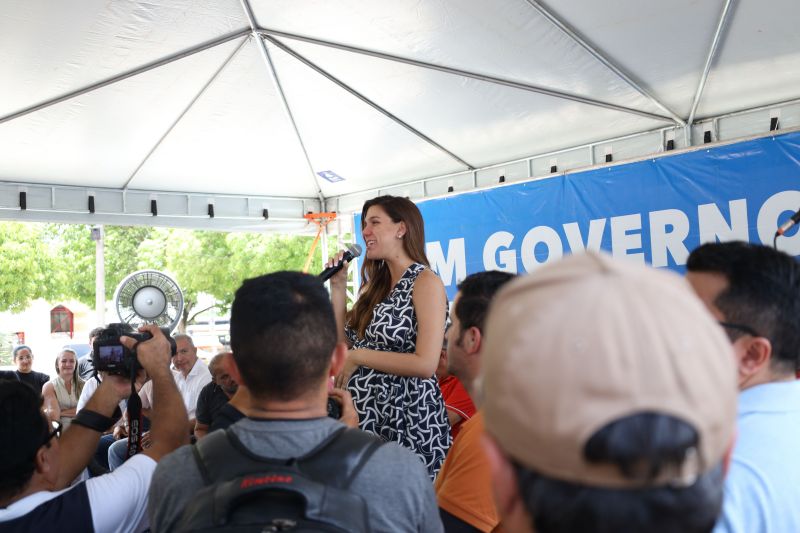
[329,195,450,479]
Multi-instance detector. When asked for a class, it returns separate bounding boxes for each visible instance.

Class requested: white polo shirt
[173,358,212,419]
[139,359,211,419]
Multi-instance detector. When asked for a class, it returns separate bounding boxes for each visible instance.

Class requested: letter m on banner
[427,238,466,288]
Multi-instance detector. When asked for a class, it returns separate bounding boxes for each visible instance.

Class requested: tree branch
[187,304,221,325]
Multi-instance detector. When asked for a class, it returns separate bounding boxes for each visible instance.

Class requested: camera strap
[126,367,143,458]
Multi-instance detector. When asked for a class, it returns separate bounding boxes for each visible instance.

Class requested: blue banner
[357,131,800,299]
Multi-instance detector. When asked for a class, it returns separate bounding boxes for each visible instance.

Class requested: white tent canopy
[1,0,799,232]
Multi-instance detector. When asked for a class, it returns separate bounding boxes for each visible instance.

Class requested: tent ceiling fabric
[1,0,799,228]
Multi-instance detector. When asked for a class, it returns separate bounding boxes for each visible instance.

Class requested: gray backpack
[176,426,383,532]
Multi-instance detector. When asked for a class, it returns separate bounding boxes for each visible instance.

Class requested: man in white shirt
[170,334,212,428]
[139,334,211,426]
[0,325,188,533]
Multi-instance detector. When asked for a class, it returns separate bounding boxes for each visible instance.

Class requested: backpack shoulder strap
[298,427,384,489]
[191,425,384,488]
[191,428,275,485]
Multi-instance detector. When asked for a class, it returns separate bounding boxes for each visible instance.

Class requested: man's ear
[739,336,772,378]
[224,354,243,386]
[330,342,348,378]
[463,326,483,355]
[35,445,52,475]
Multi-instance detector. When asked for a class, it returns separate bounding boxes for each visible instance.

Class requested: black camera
[326,396,342,419]
[92,323,177,376]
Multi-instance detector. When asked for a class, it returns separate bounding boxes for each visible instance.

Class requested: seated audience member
[436,334,475,441]
[0,326,187,532]
[42,348,85,429]
[7,345,49,394]
[207,386,246,433]
[686,241,800,533]
[194,351,239,439]
[479,252,737,533]
[148,271,442,532]
[77,326,105,381]
[436,271,515,532]
[139,333,211,435]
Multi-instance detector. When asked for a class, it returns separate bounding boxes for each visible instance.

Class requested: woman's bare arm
[338,270,447,382]
[41,382,61,422]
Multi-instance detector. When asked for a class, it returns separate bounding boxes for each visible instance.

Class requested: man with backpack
[148,271,442,532]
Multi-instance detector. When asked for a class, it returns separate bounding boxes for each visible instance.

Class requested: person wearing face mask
[42,348,85,429]
[327,195,451,480]
[7,345,50,395]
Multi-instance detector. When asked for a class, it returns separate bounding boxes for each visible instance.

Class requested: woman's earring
[397,234,403,239]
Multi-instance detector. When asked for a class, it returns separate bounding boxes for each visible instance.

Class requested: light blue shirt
[714,380,800,533]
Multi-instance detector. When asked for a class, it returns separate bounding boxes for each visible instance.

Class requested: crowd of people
[1,194,799,533]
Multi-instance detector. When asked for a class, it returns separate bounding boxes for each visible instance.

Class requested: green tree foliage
[0,222,54,312]
[44,224,157,306]
[3,221,346,328]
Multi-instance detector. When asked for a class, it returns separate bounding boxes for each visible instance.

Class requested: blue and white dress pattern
[346,263,451,479]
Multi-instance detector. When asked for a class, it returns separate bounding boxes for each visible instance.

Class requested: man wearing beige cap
[687,241,800,533]
[480,251,738,533]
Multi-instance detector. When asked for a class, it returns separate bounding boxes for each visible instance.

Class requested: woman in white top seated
[43,347,85,429]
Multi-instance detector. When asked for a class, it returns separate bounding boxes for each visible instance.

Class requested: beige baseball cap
[481,251,737,488]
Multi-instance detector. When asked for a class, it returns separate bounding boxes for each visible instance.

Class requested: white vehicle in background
[186,319,230,362]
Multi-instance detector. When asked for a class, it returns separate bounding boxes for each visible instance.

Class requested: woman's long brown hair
[347,196,430,338]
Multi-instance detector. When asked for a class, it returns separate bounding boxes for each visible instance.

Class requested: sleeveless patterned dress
[346,263,451,479]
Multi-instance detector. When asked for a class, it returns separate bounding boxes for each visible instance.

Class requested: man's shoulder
[198,380,217,396]
[362,439,428,478]
[0,485,90,528]
[192,358,211,376]
[153,442,196,480]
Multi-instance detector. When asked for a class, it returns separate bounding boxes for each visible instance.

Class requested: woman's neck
[385,256,414,285]
[61,375,72,392]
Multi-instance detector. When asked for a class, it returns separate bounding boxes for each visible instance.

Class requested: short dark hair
[687,241,800,374]
[230,271,337,400]
[455,271,516,333]
[515,413,724,533]
[89,326,105,342]
[0,380,49,502]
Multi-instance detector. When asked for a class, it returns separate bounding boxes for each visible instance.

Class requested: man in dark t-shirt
[78,327,105,381]
[208,402,244,432]
[194,352,239,439]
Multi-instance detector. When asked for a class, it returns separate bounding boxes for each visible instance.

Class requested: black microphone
[776,208,800,236]
[319,244,362,281]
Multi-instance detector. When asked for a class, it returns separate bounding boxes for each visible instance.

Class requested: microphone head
[347,243,363,258]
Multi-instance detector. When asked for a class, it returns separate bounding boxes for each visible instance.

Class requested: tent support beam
[264,35,475,170]
[0,29,250,126]
[240,0,326,202]
[123,36,250,190]
[256,28,675,124]
[685,0,736,144]
[523,0,685,127]
[329,99,800,210]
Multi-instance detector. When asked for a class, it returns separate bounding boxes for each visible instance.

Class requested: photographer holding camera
[0,325,188,533]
